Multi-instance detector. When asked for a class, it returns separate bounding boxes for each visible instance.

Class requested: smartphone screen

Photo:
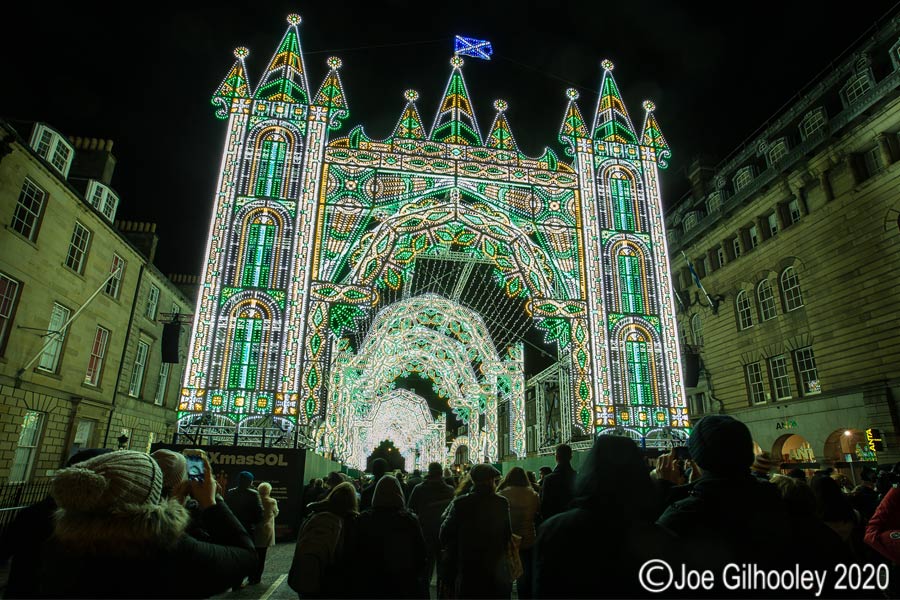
[185,454,205,482]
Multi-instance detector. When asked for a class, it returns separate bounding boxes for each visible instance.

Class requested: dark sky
[5,1,898,276]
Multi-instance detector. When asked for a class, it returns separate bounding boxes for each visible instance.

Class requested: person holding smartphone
[41,450,257,598]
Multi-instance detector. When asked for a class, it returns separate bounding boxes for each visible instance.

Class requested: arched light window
[706,192,722,214]
[781,267,804,311]
[241,215,276,287]
[733,166,755,192]
[609,172,636,231]
[691,314,703,346]
[766,139,789,166]
[227,307,263,389]
[617,248,644,314]
[799,108,827,140]
[255,134,287,198]
[757,280,777,321]
[736,290,753,330]
[625,331,653,405]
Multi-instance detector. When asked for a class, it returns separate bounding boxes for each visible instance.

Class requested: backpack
[288,511,344,596]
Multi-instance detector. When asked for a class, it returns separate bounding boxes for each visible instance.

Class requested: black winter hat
[688,415,754,475]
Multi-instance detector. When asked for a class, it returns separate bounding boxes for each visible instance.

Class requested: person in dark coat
[440,463,512,599]
[0,448,111,599]
[534,435,677,598]
[360,457,389,511]
[539,444,576,520]
[351,475,428,598]
[408,461,456,590]
[39,450,256,598]
[657,415,795,596]
[224,470,263,590]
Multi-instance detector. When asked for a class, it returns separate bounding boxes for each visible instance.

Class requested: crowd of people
[3,415,900,598]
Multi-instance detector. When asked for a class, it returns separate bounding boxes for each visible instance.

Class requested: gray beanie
[52,450,163,512]
[150,449,187,491]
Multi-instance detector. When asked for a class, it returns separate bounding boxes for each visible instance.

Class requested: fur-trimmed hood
[53,498,190,555]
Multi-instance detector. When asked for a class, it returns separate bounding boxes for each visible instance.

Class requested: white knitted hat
[52,450,163,512]
[150,449,188,491]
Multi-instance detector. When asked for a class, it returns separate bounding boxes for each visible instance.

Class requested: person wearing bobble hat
[40,450,257,598]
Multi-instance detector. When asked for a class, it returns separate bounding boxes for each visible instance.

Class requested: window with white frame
[691,313,703,346]
[799,108,827,140]
[769,354,792,400]
[716,247,726,268]
[861,146,882,180]
[733,166,754,191]
[766,139,788,165]
[749,225,759,249]
[69,418,96,456]
[154,363,170,406]
[757,280,777,321]
[767,212,779,237]
[84,326,110,386]
[65,222,91,274]
[146,285,160,320]
[30,124,74,178]
[793,346,821,395]
[732,237,742,259]
[86,181,120,223]
[128,340,150,397]
[11,178,46,242]
[8,411,45,482]
[37,303,71,373]
[683,212,699,232]
[781,267,804,311]
[745,363,766,405]
[706,192,722,214]
[736,290,753,330]
[104,254,126,299]
[0,273,21,356]
[788,199,801,224]
[842,71,873,106]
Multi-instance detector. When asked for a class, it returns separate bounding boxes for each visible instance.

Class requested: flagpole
[680,250,717,311]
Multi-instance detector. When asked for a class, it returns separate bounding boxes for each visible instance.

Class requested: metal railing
[0,479,53,542]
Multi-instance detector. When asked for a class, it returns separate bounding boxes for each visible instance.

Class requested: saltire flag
[454,36,493,60]
[681,250,718,313]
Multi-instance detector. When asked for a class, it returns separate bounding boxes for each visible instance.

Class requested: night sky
[4,2,897,277]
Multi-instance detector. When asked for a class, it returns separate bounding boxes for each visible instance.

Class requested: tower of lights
[179,14,688,460]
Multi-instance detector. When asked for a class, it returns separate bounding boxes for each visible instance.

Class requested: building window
[861,146,883,180]
[682,212,699,232]
[11,178,47,242]
[701,255,711,276]
[154,363,170,406]
[37,303,71,373]
[736,290,753,330]
[757,280,777,321]
[793,346,821,395]
[65,222,91,274]
[104,254,126,299]
[767,212,779,237]
[86,181,119,222]
[749,225,759,249]
[128,340,150,397]
[745,363,766,405]
[691,313,703,346]
[788,199,801,224]
[842,71,873,106]
[0,273,22,356]
[799,108,827,140]
[716,247,726,268]
[30,124,74,178]
[146,285,160,320]
[766,139,788,165]
[769,354,792,400]
[781,267,804,311]
[733,166,754,192]
[706,192,722,214]
[69,418,96,456]
[84,326,110,386]
[732,237,742,259]
[9,411,45,482]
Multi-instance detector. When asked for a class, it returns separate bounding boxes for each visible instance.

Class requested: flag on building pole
[454,36,493,60]
[681,250,718,313]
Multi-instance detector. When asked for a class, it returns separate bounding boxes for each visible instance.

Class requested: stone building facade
[666,15,900,475]
[0,119,194,482]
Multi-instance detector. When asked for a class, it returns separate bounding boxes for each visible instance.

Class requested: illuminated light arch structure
[447,436,471,467]
[180,15,688,453]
